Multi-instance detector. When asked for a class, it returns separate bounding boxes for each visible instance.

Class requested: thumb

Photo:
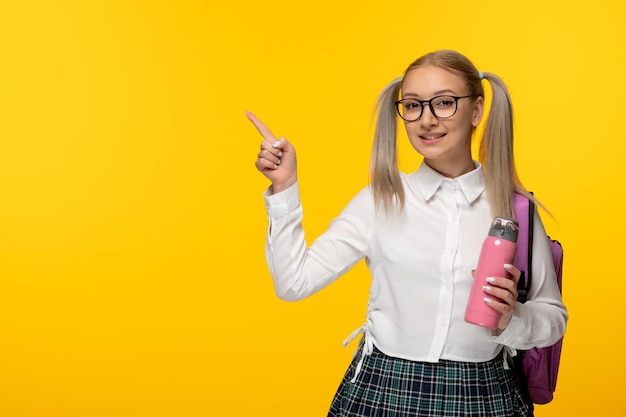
[272,136,295,154]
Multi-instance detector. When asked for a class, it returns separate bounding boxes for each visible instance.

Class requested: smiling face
[401,65,484,178]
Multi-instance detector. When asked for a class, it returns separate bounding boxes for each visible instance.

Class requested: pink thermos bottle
[464,216,519,329]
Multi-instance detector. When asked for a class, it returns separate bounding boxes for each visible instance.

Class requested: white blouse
[263,161,567,364]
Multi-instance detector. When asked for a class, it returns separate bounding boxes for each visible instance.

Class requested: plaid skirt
[328,344,530,417]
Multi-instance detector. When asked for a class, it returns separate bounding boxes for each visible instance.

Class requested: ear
[471,96,484,128]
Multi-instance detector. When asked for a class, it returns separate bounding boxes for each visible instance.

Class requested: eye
[433,96,455,108]
[403,100,422,110]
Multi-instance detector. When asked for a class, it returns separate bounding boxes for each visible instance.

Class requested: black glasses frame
[394,95,477,122]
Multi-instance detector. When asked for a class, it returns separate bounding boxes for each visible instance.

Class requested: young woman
[248,50,567,417]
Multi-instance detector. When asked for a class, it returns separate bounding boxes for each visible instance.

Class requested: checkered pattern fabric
[328,345,530,417]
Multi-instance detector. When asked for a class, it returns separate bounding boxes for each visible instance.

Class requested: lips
[419,133,446,140]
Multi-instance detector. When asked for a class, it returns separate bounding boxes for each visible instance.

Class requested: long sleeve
[263,182,371,301]
[494,210,568,349]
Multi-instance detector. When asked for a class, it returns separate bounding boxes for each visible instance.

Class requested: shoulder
[342,184,375,213]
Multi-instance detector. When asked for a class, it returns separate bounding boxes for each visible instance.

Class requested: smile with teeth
[419,133,446,140]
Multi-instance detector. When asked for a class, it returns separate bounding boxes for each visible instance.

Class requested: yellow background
[0,1,622,416]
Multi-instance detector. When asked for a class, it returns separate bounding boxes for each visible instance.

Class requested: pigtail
[370,77,403,213]
[479,72,535,218]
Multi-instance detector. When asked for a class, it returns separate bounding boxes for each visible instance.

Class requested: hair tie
[479,71,484,80]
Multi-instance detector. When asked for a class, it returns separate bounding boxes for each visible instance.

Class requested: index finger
[504,264,521,283]
[245,111,276,141]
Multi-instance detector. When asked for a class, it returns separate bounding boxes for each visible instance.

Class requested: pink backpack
[513,193,564,410]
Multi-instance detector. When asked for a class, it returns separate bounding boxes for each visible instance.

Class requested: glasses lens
[431,96,457,118]
[397,100,422,121]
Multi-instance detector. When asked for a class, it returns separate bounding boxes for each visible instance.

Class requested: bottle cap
[488,216,519,242]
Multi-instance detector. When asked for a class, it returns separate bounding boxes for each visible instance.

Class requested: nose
[420,103,438,126]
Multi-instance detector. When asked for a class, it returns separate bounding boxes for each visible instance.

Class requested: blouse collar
[414,160,485,204]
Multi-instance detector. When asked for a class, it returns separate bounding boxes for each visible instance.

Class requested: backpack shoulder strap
[512,192,537,414]
[513,193,535,303]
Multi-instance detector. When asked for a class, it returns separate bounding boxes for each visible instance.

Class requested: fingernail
[484,297,492,303]
[486,277,496,283]
[276,159,281,165]
[273,164,278,169]
[272,140,281,148]
[504,264,513,269]
[278,151,283,157]
[482,286,491,291]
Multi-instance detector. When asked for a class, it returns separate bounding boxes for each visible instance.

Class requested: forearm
[495,300,567,349]
[263,182,367,301]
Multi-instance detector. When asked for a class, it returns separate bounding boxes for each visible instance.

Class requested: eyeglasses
[394,95,476,122]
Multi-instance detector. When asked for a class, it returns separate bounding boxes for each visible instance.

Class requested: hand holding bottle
[481,263,522,330]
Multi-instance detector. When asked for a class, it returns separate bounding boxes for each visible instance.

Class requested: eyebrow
[402,89,458,98]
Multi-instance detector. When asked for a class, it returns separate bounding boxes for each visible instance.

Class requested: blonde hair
[370,50,536,218]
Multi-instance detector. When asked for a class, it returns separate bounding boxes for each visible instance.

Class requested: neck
[425,159,476,178]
